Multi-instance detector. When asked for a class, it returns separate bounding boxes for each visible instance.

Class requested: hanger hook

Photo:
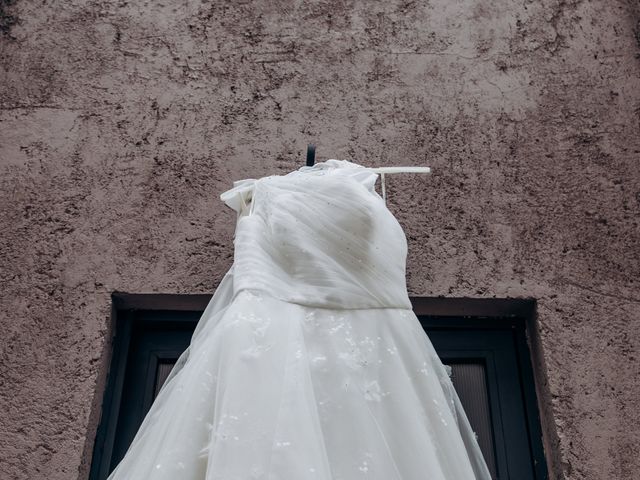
[306,144,316,166]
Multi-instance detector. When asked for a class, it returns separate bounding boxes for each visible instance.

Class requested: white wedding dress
[105,159,493,480]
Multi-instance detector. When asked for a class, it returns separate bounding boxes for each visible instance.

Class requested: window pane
[154,360,177,398]
[445,361,497,478]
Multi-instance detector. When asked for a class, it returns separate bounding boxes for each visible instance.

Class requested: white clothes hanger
[368,166,432,174]
[228,150,431,218]
[367,166,431,204]
[305,144,431,204]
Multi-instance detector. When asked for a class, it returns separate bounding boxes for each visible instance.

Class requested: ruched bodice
[220,159,413,309]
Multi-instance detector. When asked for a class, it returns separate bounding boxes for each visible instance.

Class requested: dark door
[90,307,547,480]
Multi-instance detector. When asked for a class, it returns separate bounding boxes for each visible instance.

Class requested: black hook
[306,144,316,166]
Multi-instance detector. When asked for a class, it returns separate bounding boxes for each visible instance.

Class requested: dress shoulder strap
[220,178,257,216]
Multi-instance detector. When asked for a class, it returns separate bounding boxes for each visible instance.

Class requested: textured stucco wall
[1,0,639,479]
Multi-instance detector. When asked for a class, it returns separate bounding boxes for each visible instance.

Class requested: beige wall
[1,0,639,479]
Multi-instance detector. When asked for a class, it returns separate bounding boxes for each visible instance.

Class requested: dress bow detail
[220,178,258,215]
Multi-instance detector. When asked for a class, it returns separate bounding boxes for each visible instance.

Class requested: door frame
[88,293,550,480]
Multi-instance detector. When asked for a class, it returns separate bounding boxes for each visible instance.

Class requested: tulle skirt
[106,269,492,480]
